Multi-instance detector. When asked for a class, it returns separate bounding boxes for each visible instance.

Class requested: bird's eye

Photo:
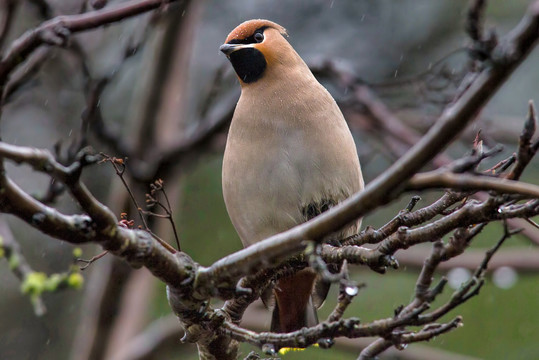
[254,32,264,43]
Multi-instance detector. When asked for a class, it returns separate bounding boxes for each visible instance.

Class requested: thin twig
[77,250,109,270]
[506,100,538,180]
[0,0,17,49]
[146,179,181,251]
[0,0,185,87]
[99,154,150,230]
[407,171,539,198]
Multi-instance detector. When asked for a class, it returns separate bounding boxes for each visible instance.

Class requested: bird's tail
[270,269,318,333]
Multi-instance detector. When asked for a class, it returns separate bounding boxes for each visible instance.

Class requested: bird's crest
[225,19,287,44]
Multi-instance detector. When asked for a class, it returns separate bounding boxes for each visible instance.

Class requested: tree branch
[358,221,514,359]
[0,164,192,289]
[220,304,430,352]
[195,1,539,292]
[0,0,184,88]
[407,171,539,198]
[1,2,539,359]
[0,0,16,49]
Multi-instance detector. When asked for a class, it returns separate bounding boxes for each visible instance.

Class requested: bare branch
[238,309,484,360]
[507,100,538,180]
[315,59,539,245]
[145,179,181,251]
[0,0,17,49]
[466,0,487,43]
[407,171,539,198]
[393,316,463,345]
[357,318,463,360]
[1,2,539,359]
[320,244,398,274]
[2,47,51,104]
[343,193,460,247]
[0,162,192,290]
[326,264,364,323]
[99,155,149,228]
[77,250,108,270]
[359,221,514,359]
[0,0,184,88]
[397,246,539,272]
[220,303,430,352]
[196,2,539,292]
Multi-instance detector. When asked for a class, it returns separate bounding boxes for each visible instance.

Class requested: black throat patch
[228,47,267,83]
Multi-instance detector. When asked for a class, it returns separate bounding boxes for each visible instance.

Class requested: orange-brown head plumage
[220,19,301,85]
[224,19,287,44]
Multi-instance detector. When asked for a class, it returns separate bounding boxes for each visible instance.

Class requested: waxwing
[220,19,364,333]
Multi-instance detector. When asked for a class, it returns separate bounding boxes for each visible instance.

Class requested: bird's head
[220,19,295,85]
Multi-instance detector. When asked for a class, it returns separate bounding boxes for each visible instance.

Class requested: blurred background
[0,0,538,359]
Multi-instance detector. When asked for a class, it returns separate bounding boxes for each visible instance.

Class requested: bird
[220,19,364,333]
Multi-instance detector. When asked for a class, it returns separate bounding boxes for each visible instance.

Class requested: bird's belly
[223,136,356,246]
[223,145,305,245]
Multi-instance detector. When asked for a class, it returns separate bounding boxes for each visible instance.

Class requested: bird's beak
[220,43,253,56]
